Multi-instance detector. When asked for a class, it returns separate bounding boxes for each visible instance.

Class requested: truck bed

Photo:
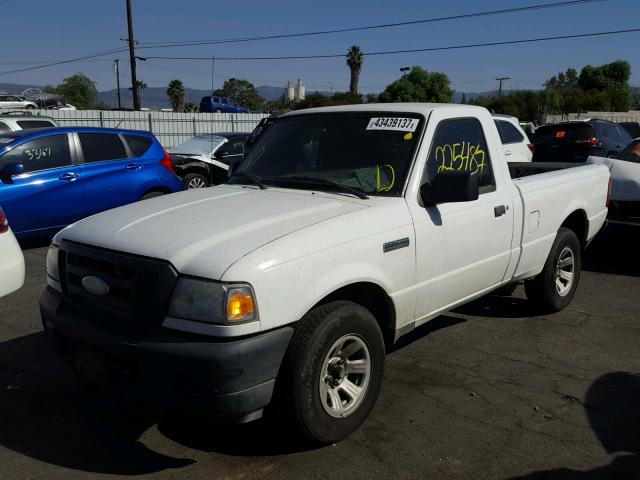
[508,162,586,179]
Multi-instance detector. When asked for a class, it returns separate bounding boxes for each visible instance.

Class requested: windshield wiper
[230,172,268,190]
[273,176,369,199]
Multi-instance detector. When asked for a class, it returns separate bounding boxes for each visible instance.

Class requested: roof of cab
[281,102,489,117]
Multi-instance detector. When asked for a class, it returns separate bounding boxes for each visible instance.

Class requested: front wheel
[525,227,581,312]
[273,301,385,444]
[183,172,209,189]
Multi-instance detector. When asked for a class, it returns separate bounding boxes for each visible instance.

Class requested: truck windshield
[233,112,424,196]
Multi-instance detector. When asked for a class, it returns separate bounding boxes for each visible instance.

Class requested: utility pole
[113,59,122,110]
[496,76,510,97]
[400,66,410,77]
[125,0,140,110]
[211,55,215,94]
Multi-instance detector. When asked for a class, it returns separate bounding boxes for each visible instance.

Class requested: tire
[525,227,581,312]
[25,105,35,110]
[273,300,385,444]
[215,109,222,113]
[183,172,209,189]
[141,191,165,200]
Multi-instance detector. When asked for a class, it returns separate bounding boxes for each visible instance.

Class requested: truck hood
[56,185,368,279]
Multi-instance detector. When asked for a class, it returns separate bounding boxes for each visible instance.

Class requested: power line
[135,0,604,49]
[142,27,640,61]
[0,47,128,75]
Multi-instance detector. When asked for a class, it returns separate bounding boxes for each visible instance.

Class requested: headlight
[46,243,61,292]
[168,277,258,325]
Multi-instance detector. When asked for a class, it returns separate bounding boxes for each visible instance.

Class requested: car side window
[222,138,245,156]
[495,120,524,144]
[0,122,9,132]
[616,125,633,144]
[79,133,128,163]
[424,118,496,193]
[618,140,640,163]
[124,134,153,157]
[0,134,72,172]
[221,98,229,105]
[213,97,220,103]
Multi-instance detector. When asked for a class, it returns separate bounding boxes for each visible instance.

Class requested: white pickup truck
[40,104,610,444]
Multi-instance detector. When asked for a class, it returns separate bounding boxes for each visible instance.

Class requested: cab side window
[424,118,496,193]
[495,120,524,144]
[0,134,71,172]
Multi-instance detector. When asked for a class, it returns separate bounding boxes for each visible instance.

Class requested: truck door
[408,113,514,324]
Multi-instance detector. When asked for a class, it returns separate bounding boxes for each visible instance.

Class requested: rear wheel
[183,172,209,189]
[141,191,165,200]
[525,227,581,312]
[25,105,35,110]
[273,301,385,444]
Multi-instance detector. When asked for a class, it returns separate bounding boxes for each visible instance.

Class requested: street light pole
[496,76,510,97]
[114,59,122,110]
[125,0,140,110]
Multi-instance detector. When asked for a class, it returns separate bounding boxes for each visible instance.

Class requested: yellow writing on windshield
[435,141,487,175]
[376,164,396,192]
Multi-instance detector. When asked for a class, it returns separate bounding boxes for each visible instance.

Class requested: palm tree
[129,80,147,108]
[346,45,364,96]
[167,79,185,112]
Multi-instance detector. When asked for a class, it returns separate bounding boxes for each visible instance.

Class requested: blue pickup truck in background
[199,96,249,113]
[0,127,183,238]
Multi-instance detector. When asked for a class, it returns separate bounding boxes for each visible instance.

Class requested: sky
[2,0,640,96]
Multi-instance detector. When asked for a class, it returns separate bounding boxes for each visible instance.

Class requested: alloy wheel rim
[188,177,207,189]
[555,246,575,297]
[319,334,371,418]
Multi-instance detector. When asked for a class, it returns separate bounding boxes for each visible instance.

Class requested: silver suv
[0,95,37,110]
[0,114,58,132]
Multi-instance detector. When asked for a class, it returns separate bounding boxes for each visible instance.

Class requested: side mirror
[0,162,25,184]
[420,170,479,207]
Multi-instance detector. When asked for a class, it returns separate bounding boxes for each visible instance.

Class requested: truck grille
[59,240,178,331]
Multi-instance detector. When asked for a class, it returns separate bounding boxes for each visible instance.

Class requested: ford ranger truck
[41,104,610,444]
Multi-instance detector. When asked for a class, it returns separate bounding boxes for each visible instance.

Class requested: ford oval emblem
[81,276,110,296]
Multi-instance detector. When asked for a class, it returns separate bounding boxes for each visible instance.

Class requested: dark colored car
[532,119,633,162]
[199,96,249,113]
[0,127,183,238]
[170,133,248,189]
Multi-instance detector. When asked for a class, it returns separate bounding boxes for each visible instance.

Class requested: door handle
[58,172,77,181]
[125,163,142,171]
[504,150,512,156]
[494,205,507,217]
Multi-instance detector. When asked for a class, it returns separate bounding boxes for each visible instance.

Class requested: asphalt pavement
[0,227,638,480]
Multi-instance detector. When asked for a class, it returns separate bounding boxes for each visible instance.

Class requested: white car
[587,139,640,226]
[0,207,25,298]
[41,104,609,444]
[0,114,58,132]
[0,95,37,110]
[493,114,533,162]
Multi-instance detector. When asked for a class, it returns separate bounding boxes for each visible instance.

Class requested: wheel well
[560,210,588,248]
[316,282,396,346]
[141,187,170,197]
[182,167,208,178]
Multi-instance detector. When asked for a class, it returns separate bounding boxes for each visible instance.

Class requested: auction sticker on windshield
[366,117,419,132]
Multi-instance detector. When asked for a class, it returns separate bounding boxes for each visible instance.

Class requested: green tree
[365,93,378,103]
[166,79,185,112]
[129,80,147,108]
[184,102,198,112]
[49,74,98,109]
[378,66,453,103]
[214,78,265,110]
[346,45,364,95]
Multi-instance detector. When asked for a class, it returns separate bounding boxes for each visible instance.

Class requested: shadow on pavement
[510,371,640,479]
[453,291,544,319]
[390,315,466,352]
[18,235,53,251]
[0,331,321,475]
[583,225,639,277]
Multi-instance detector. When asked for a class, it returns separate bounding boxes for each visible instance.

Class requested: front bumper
[40,287,293,422]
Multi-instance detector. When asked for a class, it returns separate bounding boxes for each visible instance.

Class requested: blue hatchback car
[0,127,183,238]
[199,96,249,113]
